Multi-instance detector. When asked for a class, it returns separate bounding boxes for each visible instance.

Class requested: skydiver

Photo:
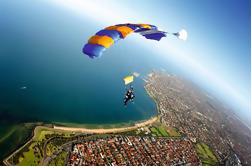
[124,86,135,106]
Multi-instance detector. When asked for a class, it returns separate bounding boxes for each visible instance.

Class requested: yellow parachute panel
[88,35,114,48]
[123,75,134,85]
[138,24,151,29]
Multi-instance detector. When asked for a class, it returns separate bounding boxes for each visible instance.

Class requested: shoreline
[54,121,139,129]
[53,116,158,134]
[144,84,160,114]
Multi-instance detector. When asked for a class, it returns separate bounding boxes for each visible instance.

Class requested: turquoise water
[0,1,181,160]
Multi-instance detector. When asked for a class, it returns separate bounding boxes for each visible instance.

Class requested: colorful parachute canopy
[83,23,167,58]
[123,75,134,85]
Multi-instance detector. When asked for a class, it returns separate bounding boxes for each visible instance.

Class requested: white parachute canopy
[132,72,140,77]
[174,29,188,41]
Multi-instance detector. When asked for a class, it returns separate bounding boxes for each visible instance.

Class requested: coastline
[144,84,160,114]
[53,116,158,134]
[54,121,138,129]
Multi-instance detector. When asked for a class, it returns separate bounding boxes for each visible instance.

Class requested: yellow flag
[123,75,134,85]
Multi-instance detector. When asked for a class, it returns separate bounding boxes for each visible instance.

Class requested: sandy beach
[54,117,158,134]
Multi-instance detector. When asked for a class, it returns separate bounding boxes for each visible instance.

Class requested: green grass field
[18,143,42,166]
[150,124,170,137]
[158,125,169,136]
[34,126,73,141]
[150,127,162,136]
[196,143,218,166]
[149,119,181,137]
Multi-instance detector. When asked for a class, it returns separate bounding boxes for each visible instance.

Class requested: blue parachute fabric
[149,25,158,30]
[142,32,166,41]
[83,44,106,58]
[95,30,121,42]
